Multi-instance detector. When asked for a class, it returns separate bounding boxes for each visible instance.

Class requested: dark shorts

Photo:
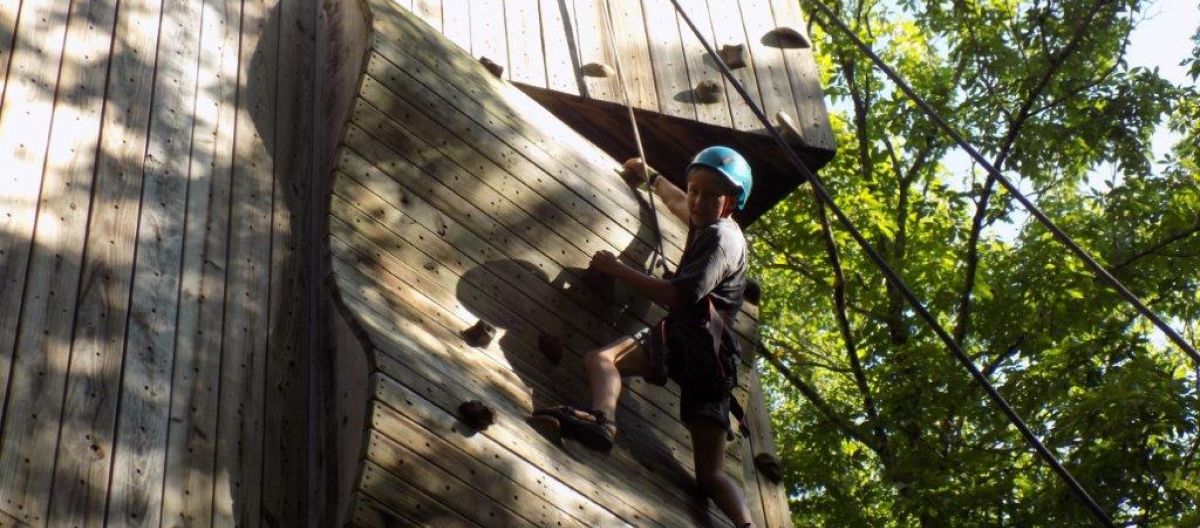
[633,326,732,431]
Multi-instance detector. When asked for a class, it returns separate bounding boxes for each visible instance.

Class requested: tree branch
[1109,221,1200,272]
[953,0,1118,346]
[759,347,881,453]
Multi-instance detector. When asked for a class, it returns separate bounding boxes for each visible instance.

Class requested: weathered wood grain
[157,0,241,524]
[673,0,733,127]
[0,0,75,516]
[102,0,205,524]
[212,0,278,525]
[469,0,507,76]
[331,252,744,526]
[770,0,835,150]
[738,0,798,131]
[539,0,583,96]
[6,0,115,479]
[640,0,696,119]
[504,0,548,87]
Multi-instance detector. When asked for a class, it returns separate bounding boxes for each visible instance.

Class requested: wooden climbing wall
[330,2,794,526]
[399,0,836,152]
[0,0,319,525]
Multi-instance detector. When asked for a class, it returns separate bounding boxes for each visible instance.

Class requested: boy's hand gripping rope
[602,0,670,276]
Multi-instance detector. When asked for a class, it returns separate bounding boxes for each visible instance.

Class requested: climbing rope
[667,1,1115,525]
[601,0,670,276]
[810,0,1198,367]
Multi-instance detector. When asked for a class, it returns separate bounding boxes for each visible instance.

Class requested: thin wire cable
[801,0,1198,366]
[668,1,1115,525]
[601,0,669,275]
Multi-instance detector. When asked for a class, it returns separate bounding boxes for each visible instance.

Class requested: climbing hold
[538,333,565,366]
[462,320,496,348]
[754,453,784,483]
[744,279,761,305]
[581,62,615,78]
[479,56,505,78]
[764,27,811,49]
[775,110,806,146]
[458,400,496,431]
[694,80,723,104]
[718,44,747,69]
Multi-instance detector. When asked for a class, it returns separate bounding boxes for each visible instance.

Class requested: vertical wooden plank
[569,0,615,100]
[605,0,657,110]
[770,0,835,150]
[0,2,107,527]
[158,0,242,525]
[704,0,762,131]
[0,0,21,104]
[538,0,581,96]
[212,0,277,524]
[261,0,316,524]
[745,366,794,528]
[504,0,547,87]
[639,0,695,119]
[411,0,441,31]
[469,0,506,77]
[674,0,732,127]
[100,0,204,524]
[0,4,71,507]
[738,0,798,132]
[439,1,472,52]
[0,0,115,524]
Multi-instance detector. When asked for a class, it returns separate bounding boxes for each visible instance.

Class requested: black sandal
[530,405,617,453]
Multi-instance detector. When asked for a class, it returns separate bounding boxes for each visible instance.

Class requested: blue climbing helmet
[686,146,753,210]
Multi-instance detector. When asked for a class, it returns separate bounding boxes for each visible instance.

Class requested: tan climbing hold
[581,62,616,78]
[462,319,497,348]
[775,110,806,146]
[766,27,811,49]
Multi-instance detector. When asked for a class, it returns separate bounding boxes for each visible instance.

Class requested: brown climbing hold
[458,400,495,431]
[694,80,723,104]
[775,110,806,146]
[718,44,747,69]
[754,453,784,483]
[479,56,504,78]
[538,333,565,366]
[744,279,761,305]
[581,62,615,78]
[765,27,811,49]
[462,320,496,348]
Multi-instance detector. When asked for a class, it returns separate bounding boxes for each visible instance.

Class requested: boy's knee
[584,349,612,372]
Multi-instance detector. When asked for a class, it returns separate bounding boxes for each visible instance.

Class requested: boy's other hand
[590,250,622,275]
[621,158,649,186]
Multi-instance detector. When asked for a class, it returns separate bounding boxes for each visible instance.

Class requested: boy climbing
[531,146,756,527]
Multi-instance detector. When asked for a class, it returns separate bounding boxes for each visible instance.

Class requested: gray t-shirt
[669,217,747,319]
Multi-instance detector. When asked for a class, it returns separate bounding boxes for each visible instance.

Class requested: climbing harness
[600,0,670,276]
[601,1,755,437]
[667,0,1116,525]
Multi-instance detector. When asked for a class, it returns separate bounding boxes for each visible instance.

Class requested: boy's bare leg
[583,335,652,421]
[690,420,754,527]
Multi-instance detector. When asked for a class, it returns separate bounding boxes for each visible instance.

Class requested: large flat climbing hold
[327,1,793,526]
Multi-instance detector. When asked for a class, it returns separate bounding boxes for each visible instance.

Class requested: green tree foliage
[749,0,1199,525]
